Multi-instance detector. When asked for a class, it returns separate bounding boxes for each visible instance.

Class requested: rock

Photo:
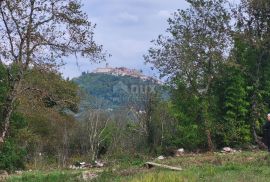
[178,148,184,153]
[175,148,184,157]
[0,170,8,181]
[94,160,104,167]
[81,171,98,181]
[157,155,165,160]
[222,147,237,153]
[80,162,86,166]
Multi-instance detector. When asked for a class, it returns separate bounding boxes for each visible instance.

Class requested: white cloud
[113,39,148,58]
[62,0,189,78]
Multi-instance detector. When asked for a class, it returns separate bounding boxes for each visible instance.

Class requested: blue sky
[60,0,189,78]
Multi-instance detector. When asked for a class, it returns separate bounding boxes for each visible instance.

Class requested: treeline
[0,66,168,171]
[145,0,270,151]
[0,0,104,172]
[0,65,79,170]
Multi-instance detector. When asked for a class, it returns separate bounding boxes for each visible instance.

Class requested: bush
[0,139,26,172]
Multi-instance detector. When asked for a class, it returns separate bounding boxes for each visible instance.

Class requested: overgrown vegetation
[6,151,270,182]
[2,0,270,182]
[145,0,270,150]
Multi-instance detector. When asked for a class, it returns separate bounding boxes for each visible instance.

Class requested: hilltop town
[92,66,161,84]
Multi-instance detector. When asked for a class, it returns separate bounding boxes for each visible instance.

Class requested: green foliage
[0,65,80,169]
[0,63,8,104]
[0,139,26,172]
[0,64,26,172]
[215,64,251,147]
[164,81,206,150]
[143,0,270,150]
[0,70,28,171]
[24,69,79,112]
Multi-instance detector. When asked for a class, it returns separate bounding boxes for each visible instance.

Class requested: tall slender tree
[145,0,231,151]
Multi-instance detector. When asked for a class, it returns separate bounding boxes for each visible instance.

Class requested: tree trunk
[206,128,214,152]
[0,93,16,143]
[253,126,267,149]
[202,100,214,152]
[250,91,267,148]
[0,78,22,144]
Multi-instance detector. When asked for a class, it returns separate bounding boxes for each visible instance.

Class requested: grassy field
[6,171,81,182]
[6,151,270,182]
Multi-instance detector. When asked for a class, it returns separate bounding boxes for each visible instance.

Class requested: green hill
[73,72,166,110]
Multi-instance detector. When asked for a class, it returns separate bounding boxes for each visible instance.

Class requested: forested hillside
[73,72,166,110]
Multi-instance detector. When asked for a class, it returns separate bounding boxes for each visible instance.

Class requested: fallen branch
[145,162,182,171]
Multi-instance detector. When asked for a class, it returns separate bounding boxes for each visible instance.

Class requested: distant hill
[72,69,166,110]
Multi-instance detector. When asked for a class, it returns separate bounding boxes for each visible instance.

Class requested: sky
[60,0,189,78]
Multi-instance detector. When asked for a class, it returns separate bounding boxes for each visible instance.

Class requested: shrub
[0,139,26,172]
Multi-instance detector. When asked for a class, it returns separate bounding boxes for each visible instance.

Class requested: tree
[10,69,80,167]
[77,109,110,161]
[145,0,231,151]
[0,0,105,143]
[215,63,250,147]
[167,80,207,150]
[234,0,270,146]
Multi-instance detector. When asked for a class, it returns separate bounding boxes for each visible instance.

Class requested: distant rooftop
[92,66,162,84]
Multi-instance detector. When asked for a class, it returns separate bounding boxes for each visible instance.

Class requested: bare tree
[0,0,105,143]
[81,109,109,161]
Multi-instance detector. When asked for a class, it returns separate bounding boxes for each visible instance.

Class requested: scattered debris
[157,155,165,160]
[175,148,185,157]
[70,161,105,169]
[94,160,104,168]
[221,147,241,153]
[145,162,182,171]
[81,171,98,181]
[70,162,92,170]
